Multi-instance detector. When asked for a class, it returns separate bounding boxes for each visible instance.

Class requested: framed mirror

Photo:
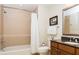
[63,5,79,36]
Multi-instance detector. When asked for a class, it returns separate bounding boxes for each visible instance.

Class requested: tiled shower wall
[0,5,31,48]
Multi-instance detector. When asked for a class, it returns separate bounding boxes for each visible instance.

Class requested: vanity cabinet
[50,41,76,55]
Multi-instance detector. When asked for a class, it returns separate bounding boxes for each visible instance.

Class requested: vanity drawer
[51,41,58,48]
[58,43,75,54]
[60,50,72,55]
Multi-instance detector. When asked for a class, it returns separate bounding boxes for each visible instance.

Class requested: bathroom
[0,4,79,55]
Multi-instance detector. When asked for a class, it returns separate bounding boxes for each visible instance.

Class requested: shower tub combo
[0,6,32,55]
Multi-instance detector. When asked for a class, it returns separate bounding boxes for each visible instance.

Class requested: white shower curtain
[31,13,39,53]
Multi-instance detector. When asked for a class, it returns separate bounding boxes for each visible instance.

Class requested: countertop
[51,39,79,48]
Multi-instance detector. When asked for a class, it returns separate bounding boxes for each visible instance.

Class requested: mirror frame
[62,4,79,36]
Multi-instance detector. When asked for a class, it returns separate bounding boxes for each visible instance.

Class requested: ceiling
[3,4,38,12]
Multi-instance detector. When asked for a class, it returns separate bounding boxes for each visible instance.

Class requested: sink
[64,42,79,45]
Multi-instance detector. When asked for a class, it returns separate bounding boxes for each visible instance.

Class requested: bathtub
[0,45,31,55]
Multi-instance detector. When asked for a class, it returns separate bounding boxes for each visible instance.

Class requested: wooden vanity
[50,40,79,55]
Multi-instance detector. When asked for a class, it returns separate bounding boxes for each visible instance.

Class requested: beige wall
[38,5,51,46]
[38,4,77,47]
[49,4,64,40]
[3,8,31,47]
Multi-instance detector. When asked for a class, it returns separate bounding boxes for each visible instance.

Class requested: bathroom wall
[3,8,31,47]
[37,4,75,47]
[49,4,64,40]
[49,4,77,40]
[38,5,51,46]
[38,4,66,47]
[38,4,65,47]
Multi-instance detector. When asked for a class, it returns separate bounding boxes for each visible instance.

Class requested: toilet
[38,46,49,55]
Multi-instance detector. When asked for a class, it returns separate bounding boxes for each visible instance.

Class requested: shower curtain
[31,13,39,53]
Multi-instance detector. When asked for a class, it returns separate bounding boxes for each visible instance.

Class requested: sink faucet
[74,38,78,43]
[70,37,74,42]
[70,38,72,42]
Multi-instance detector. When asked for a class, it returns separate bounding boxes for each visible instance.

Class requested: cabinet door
[59,44,75,54]
[51,47,57,55]
[76,48,79,55]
